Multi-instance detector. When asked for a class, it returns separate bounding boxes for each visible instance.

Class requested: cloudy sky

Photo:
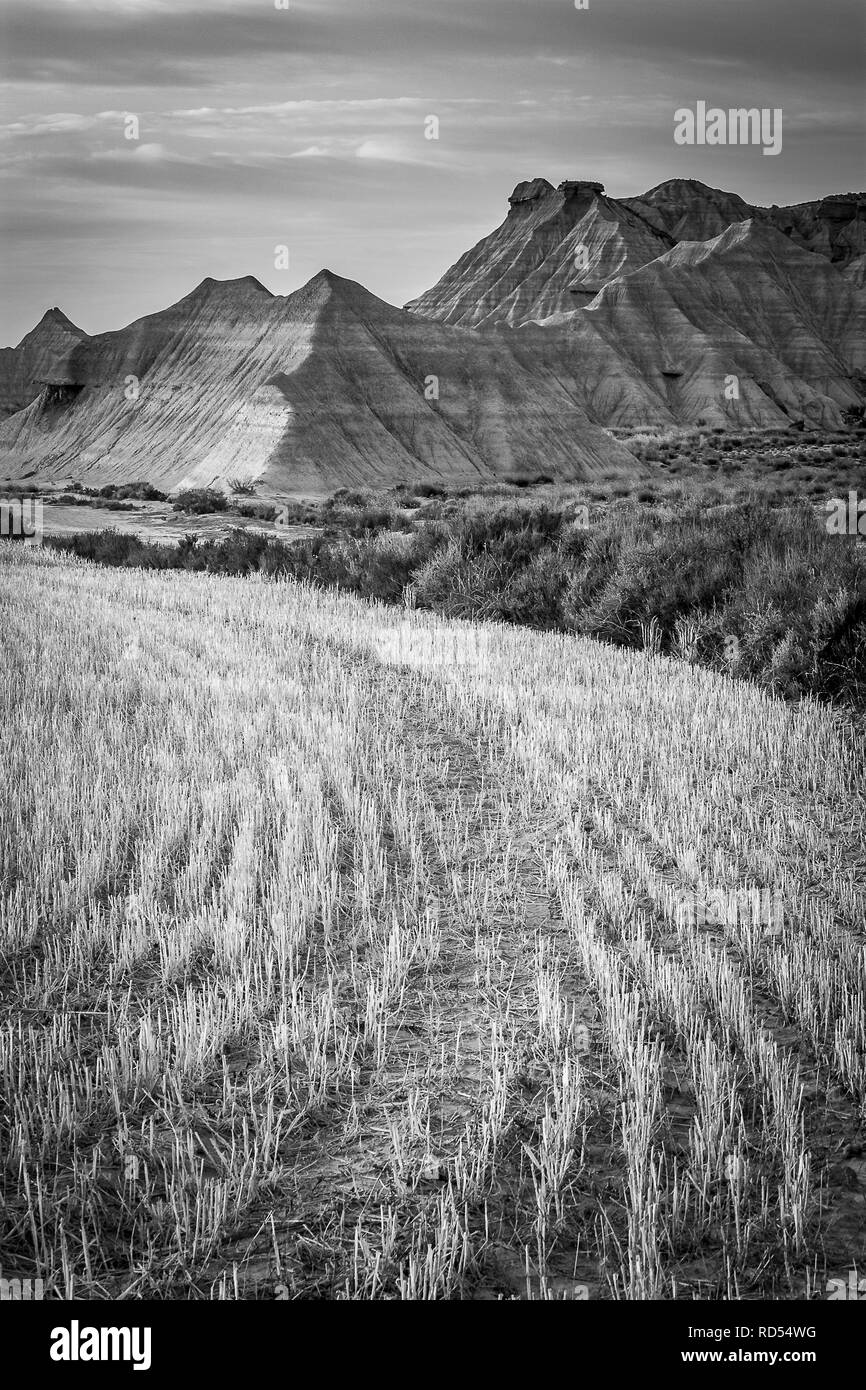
[0,0,863,342]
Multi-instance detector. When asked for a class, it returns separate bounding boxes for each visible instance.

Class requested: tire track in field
[236,633,608,1299]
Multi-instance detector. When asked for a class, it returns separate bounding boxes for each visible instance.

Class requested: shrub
[54,494,137,511]
[236,501,278,521]
[273,500,320,527]
[47,496,866,709]
[329,488,376,507]
[172,488,228,514]
[97,481,166,502]
[410,482,447,499]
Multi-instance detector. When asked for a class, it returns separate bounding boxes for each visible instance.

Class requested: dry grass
[1,544,863,1300]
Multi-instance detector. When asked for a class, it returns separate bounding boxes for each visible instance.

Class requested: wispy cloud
[0,0,862,342]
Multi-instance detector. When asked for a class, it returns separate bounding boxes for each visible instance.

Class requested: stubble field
[1,545,864,1299]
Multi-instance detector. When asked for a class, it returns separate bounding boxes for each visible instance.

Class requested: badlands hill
[1,176,864,492]
[0,270,637,493]
[406,178,865,430]
[625,181,866,266]
[410,177,866,325]
[406,179,675,328]
[0,308,86,418]
[622,179,757,245]
[528,219,866,429]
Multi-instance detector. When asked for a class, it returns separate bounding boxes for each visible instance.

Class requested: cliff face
[402,177,865,431]
[405,179,674,328]
[411,177,866,332]
[761,193,866,266]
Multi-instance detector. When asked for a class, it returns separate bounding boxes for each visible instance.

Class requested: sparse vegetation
[47,496,866,707]
[52,494,138,511]
[172,488,229,514]
[97,481,167,502]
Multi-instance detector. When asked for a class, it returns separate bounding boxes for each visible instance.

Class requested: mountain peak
[508,178,556,207]
[641,177,718,196]
[624,179,757,246]
[558,179,605,196]
[409,175,667,327]
[39,307,79,330]
[288,269,403,326]
[303,268,347,290]
[507,178,605,210]
[187,274,273,303]
[299,268,392,306]
[14,306,85,350]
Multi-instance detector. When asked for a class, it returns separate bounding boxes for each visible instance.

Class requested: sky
[0,0,863,343]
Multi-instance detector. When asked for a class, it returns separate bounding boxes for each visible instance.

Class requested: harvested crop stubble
[1,546,863,1300]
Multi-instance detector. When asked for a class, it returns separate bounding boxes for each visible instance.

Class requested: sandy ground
[38,501,318,546]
